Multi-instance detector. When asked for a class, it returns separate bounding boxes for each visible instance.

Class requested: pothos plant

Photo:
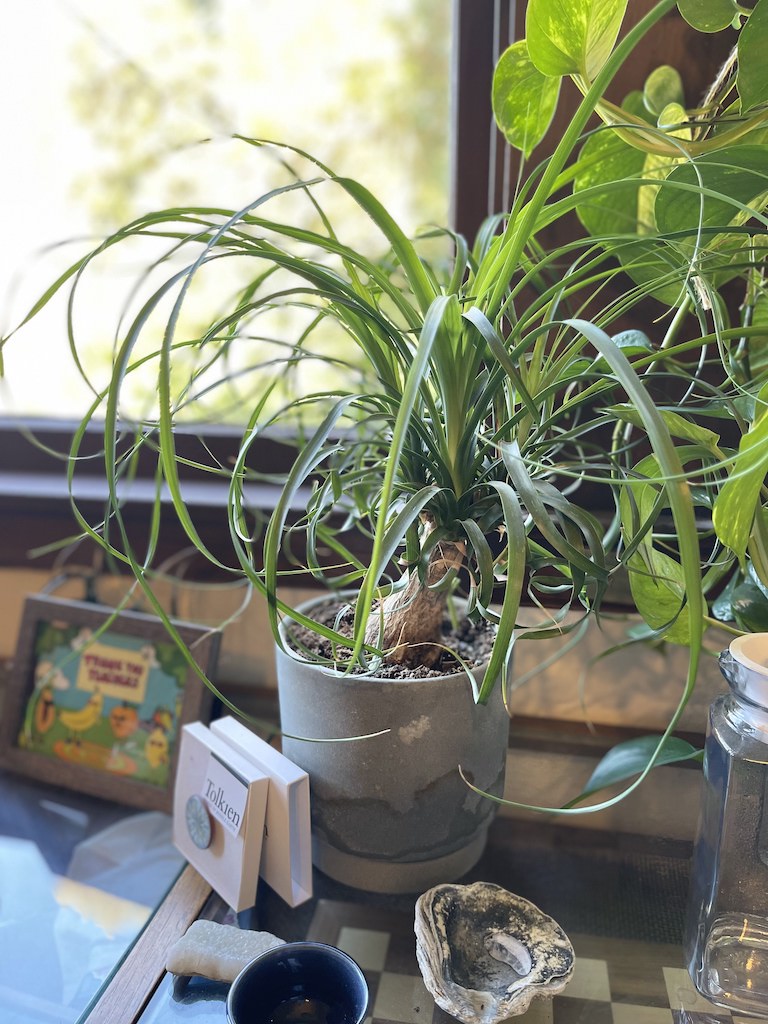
[488,0,768,802]
[3,0,767,811]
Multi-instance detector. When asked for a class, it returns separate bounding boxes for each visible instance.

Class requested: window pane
[0,0,451,419]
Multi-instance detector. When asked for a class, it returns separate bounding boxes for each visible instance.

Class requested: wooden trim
[84,864,213,1024]
[0,418,369,580]
[450,0,510,240]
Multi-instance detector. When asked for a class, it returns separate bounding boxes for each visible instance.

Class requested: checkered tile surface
[306,900,756,1024]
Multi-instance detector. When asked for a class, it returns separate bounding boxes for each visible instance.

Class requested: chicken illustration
[59,690,104,744]
[144,726,169,769]
[150,706,174,733]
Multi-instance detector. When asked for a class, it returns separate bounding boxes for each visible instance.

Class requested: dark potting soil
[284,600,496,679]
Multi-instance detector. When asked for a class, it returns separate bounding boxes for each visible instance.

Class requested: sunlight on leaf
[643,65,685,116]
[712,398,768,562]
[492,40,561,156]
[526,0,628,78]
[636,103,690,237]
[608,404,721,453]
[656,101,689,132]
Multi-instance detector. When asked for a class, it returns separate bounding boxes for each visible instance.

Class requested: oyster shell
[414,881,574,1022]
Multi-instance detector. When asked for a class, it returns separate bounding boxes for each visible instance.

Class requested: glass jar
[685,633,768,1016]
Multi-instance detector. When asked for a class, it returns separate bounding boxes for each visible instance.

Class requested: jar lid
[728,634,768,707]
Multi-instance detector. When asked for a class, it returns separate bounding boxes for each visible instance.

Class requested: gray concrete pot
[276,598,510,894]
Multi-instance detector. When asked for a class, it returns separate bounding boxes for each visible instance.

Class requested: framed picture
[0,595,220,811]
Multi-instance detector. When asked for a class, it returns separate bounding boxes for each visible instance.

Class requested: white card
[203,754,248,838]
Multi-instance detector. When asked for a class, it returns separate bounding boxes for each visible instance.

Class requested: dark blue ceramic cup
[226,941,368,1024]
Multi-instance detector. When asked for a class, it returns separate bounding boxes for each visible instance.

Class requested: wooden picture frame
[0,595,219,811]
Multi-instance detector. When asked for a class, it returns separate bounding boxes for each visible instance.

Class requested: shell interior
[415,881,575,1024]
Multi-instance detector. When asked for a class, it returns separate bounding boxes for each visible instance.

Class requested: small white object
[730,634,768,706]
[166,920,285,982]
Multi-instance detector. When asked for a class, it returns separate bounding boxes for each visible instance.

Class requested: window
[0,0,735,575]
[0,0,478,572]
[1,0,454,418]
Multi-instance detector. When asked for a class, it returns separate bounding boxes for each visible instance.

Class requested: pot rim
[277,592,492,687]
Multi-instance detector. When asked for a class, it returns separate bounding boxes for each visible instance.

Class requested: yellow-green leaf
[492,40,561,156]
[526,0,628,79]
[623,476,690,643]
[713,402,768,560]
[643,65,685,116]
[656,101,689,134]
[619,455,694,644]
[609,405,721,453]
[627,548,692,643]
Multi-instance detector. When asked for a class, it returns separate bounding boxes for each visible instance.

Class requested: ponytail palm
[3,147,736,694]
[3,0,767,808]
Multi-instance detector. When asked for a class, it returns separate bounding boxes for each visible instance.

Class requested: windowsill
[0,417,308,576]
